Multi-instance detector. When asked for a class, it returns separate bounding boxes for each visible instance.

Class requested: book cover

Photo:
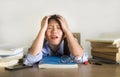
[38,56,78,69]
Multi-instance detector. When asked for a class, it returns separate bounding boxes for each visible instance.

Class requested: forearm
[64,29,83,57]
[29,29,45,56]
[29,16,48,56]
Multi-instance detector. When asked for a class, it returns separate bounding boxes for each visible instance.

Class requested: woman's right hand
[40,16,49,31]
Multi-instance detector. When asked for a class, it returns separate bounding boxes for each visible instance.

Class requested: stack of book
[0,44,24,67]
[87,38,120,64]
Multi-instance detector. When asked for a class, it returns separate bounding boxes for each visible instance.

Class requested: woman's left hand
[58,15,69,32]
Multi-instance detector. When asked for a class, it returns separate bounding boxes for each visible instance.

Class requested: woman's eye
[57,27,61,29]
[48,27,52,29]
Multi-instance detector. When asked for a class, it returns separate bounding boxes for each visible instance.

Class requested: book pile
[87,38,120,64]
[0,44,24,67]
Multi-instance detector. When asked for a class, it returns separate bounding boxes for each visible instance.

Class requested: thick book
[0,44,24,56]
[92,52,120,63]
[87,38,120,48]
[38,56,78,69]
[92,47,120,53]
[0,52,23,62]
[91,42,117,48]
[0,59,19,67]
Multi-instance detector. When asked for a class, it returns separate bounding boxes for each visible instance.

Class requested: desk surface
[0,64,120,77]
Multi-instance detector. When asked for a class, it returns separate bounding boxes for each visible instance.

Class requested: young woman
[24,15,88,66]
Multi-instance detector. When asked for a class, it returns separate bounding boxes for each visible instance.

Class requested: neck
[49,44,60,52]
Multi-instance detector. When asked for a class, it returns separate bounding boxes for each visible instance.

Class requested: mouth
[51,36,58,40]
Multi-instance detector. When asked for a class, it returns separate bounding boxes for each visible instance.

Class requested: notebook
[38,56,78,69]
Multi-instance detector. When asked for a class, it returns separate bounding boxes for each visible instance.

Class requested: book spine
[92,47,119,53]
[92,52,116,61]
[91,42,117,48]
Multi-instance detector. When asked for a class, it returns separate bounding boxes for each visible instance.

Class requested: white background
[0,0,120,57]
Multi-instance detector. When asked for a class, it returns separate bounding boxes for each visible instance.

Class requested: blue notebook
[39,56,78,69]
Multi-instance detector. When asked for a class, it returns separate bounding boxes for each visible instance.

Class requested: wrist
[74,56,82,63]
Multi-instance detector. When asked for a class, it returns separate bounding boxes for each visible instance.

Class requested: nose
[52,27,57,34]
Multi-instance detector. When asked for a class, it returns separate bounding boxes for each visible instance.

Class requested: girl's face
[45,19,63,46]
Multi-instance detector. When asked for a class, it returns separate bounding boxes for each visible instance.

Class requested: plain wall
[0,0,120,57]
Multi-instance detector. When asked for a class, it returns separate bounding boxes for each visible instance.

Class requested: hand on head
[56,14,69,32]
[40,16,50,30]
[40,14,69,33]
